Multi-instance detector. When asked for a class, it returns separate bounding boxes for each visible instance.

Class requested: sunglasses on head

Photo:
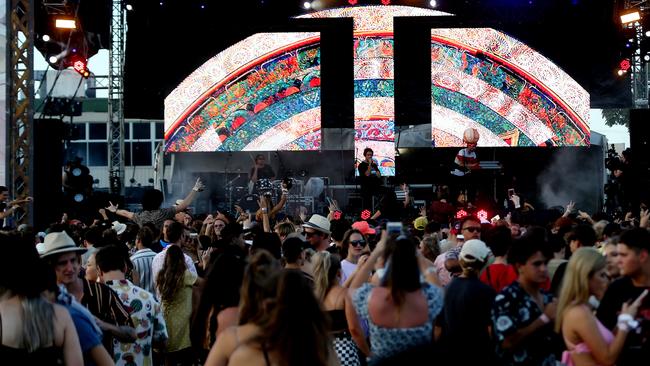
[463,226,481,233]
[350,239,366,247]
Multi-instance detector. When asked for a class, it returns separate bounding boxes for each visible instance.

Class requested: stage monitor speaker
[33,118,65,230]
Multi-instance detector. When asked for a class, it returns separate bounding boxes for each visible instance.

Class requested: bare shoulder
[52,303,73,324]
[564,304,592,322]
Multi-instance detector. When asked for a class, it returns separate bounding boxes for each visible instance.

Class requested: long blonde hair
[555,247,606,332]
[312,252,341,302]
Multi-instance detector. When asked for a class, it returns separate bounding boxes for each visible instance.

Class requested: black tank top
[327,309,349,333]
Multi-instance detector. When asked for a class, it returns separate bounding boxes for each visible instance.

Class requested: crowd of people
[1,175,650,366]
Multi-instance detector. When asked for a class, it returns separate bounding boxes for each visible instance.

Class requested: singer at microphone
[357,147,382,209]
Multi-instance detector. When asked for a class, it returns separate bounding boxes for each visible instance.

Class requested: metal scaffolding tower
[8,0,35,225]
[625,0,650,107]
[108,0,126,194]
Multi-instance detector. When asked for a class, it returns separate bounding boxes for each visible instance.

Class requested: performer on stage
[358,148,382,209]
[451,128,480,177]
[451,128,480,203]
[249,154,275,185]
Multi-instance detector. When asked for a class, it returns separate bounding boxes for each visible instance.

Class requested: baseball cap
[352,221,376,235]
[460,239,491,262]
[413,216,428,231]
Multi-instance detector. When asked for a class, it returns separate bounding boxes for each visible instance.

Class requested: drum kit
[226,177,304,213]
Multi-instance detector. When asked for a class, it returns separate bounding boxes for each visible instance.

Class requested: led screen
[354,36,395,176]
[164,33,321,152]
[430,28,589,147]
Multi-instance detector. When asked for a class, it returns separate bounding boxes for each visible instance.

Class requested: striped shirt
[81,279,133,355]
[130,248,157,294]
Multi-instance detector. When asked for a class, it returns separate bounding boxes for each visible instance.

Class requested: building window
[132,142,152,166]
[89,123,107,140]
[88,142,108,166]
[133,123,150,139]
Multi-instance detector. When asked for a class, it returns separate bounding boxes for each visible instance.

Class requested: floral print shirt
[105,279,168,366]
[491,281,558,366]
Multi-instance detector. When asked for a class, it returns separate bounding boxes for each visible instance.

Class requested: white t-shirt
[151,245,198,291]
[340,259,358,285]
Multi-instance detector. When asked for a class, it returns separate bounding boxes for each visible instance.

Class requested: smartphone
[189,233,198,239]
[387,222,402,235]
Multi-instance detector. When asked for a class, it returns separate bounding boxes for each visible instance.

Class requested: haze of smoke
[537,149,597,210]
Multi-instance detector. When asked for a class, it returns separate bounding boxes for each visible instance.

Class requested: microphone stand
[224,152,232,212]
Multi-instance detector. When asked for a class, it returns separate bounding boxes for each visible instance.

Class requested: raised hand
[640,208,649,229]
[577,210,591,220]
[258,197,268,209]
[561,201,574,217]
[106,201,118,213]
[193,178,205,192]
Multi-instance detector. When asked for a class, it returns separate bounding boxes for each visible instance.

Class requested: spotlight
[620,11,641,25]
[629,38,635,43]
[55,18,76,29]
[303,1,311,9]
[617,69,625,76]
[126,4,133,11]
[429,0,437,7]
[646,31,650,37]
[645,54,650,61]
[49,55,58,63]
[42,34,50,42]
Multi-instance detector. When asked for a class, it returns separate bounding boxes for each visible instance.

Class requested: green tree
[601,109,630,127]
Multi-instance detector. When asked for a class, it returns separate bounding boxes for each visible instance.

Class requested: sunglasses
[350,240,366,247]
[462,227,481,233]
[302,231,321,238]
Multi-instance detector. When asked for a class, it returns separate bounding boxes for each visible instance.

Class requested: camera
[387,222,403,235]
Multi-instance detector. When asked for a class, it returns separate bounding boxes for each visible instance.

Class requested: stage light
[629,38,635,43]
[646,31,650,37]
[617,69,625,76]
[429,0,437,7]
[303,1,311,9]
[348,0,358,4]
[477,209,488,222]
[455,209,468,219]
[645,54,650,61]
[71,57,91,79]
[620,58,631,71]
[49,55,58,63]
[126,4,133,11]
[361,210,371,220]
[55,18,76,29]
[620,11,641,25]
[381,0,391,4]
[42,34,50,42]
